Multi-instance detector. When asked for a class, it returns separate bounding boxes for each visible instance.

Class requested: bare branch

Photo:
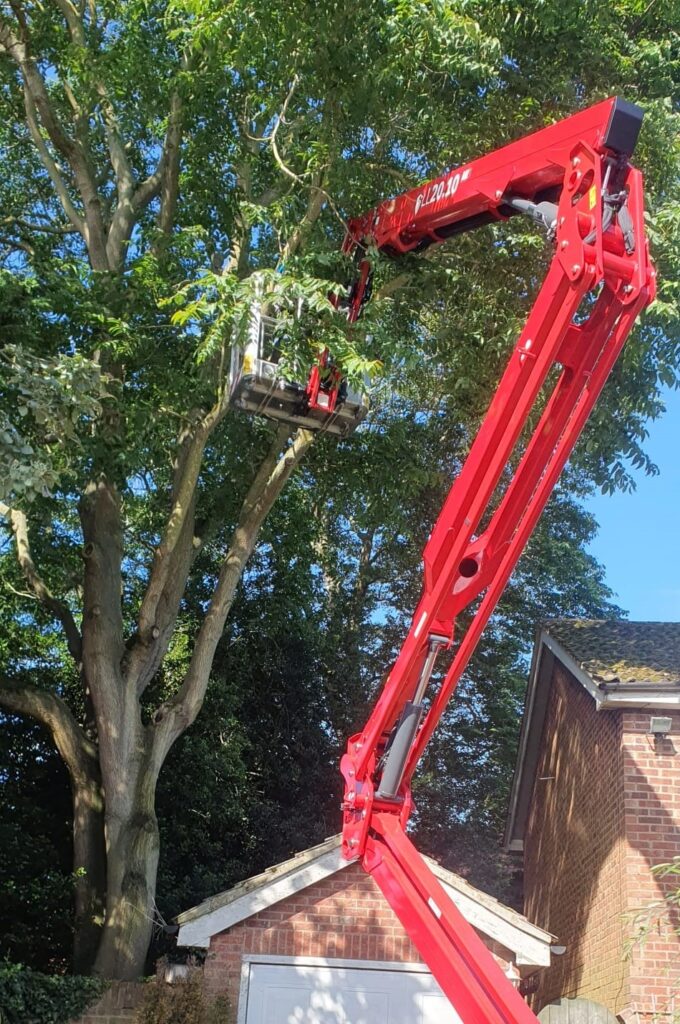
[105,73,185,266]
[137,51,189,224]
[151,425,316,758]
[0,13,109,266]
[53,0,136,267]
[3,214,80,235]
[0,232,34,256]
[22,86,85,234]
[268,74,300,181]
[50,0,86,44]
[156,89,184,234]
[281,177,325,263]
[125,460,199,696]
[267,76,347,235]
[0,677,96,784]
[0,502,82,663]
[99,99,134,197]
[365,162,415,188]
[49,0,137,259]
[133,414,213,649]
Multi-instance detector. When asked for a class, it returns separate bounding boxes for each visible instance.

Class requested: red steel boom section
[339,97,655,1023]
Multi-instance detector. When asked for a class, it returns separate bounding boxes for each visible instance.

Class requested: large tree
[0,0,678,981]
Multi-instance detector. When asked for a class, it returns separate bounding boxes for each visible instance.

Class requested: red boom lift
[336,98,656,1022]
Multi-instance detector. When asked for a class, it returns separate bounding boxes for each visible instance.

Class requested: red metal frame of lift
[338,97,656,1024]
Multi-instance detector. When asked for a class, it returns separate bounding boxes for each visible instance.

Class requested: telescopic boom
[339,97,655,1023]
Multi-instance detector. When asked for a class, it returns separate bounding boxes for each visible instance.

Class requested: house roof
[504,619,680,853]
[176,834,554,968]
[544,619,680,687]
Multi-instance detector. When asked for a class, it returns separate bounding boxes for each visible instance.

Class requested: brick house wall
[523,661,680,1021]
[203,860,515,1014]
[621,710,680,1021]
[70,981,145,1024]
[524,662,628,1013]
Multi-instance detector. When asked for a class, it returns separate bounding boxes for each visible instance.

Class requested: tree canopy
[0,0,678,981]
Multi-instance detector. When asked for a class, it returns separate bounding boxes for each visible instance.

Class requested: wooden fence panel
[538,998,619,1023]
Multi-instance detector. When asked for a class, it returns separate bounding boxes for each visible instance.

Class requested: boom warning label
[414,166,472,215]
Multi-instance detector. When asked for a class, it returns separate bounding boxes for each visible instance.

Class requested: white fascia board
[178,843,551,964]
[439,880,551,967]
[600,690,680,710]
[177,847,348,948]
[503,627,546,850]
[541,634,680,710]
[539,632,603,706]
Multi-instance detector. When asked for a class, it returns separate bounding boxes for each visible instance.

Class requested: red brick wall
[621,709,680,1021]
[70,981,145,1023]
[204,860,513,1014]
[523,662,629,1013]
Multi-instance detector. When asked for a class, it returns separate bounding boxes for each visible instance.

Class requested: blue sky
[584,386,680,621]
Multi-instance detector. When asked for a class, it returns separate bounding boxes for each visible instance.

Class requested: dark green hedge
[0,964,106,1024]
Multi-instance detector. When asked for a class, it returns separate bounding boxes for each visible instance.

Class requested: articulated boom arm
[339,97,655,1023]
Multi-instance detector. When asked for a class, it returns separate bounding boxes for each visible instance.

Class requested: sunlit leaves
[0,345,107,504]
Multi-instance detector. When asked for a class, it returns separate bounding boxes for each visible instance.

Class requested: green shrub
[136,963,230,1024]
[0,963,106,1024]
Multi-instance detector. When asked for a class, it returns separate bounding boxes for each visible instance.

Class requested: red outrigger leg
[339,97,656,1022]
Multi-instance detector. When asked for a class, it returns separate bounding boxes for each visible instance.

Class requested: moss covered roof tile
[544,619,680,686]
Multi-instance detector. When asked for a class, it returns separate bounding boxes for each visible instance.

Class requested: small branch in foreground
[268,76,348,235]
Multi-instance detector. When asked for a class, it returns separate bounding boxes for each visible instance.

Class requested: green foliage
[0,963,106,1024]
[0,271,108,503]
[136,966,231,1024]
[0,718,73,971]
[626,855,680,953]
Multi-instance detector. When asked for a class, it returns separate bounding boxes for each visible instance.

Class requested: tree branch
[150,425,316,760]
[132,414,213,652]
[124,460,199,697]
[1,502,83,663]
[267,77,347,236]
[107,71,186,266]
[0,232,34,257]
[281,176,326,263]
[0,12,108,266]
[374,272,410,301]
[136,56,188,220]
[22,86,85,234]
[50,0,86,45]
[3,214,80,235]
[48,0,140,270]
[0,677,96,784]
[156,88,184,235]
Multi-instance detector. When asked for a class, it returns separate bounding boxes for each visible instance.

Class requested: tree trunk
[93,752,160,980]
[72,768,107,973]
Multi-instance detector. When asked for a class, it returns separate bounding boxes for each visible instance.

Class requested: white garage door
[242,958,463,1024]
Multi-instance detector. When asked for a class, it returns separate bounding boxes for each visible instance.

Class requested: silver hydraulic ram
[375,635,448,800]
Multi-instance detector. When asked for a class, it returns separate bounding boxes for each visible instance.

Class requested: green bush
[0,963,106,1024]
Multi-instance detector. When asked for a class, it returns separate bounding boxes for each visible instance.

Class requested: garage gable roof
[176,835,553,967]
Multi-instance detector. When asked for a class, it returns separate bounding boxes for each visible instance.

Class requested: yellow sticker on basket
[589,185,598,209]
